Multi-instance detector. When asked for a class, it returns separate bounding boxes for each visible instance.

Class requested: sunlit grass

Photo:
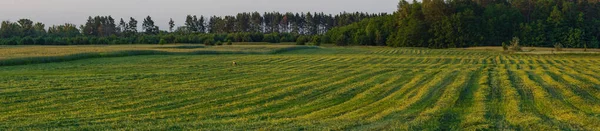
[1,45,600,130]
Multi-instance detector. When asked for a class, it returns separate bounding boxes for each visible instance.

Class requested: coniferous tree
[82,17,95,36]
[118,18,127,33]
[263,12,273,33]
[198,16,206,33]
[169,18,175,32]
[33,22,46,36]
[236,13,250,32]
[1,21,22,38]
[17,19,35,37]
[142,16,159,34]
[48,23,80,37]
[224,16,236,33]
[250,12,263,32]
[185,15,197,32]
[127,17,138,34]
[306,12,316,35]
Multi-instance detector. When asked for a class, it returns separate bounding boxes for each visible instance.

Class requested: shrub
[97,38,110,45]
[0,37,18,45]
[203,39,214,46]
[44,37,54,45]
[502,42,508,51]
[33,37,45,45]
[311,36,322,46]
[227,40,233,45]
[216,41,223,46]
[227,34,236,42]
[54,37,66,45]
[336,34,349,46]
[19,37,34,45]
[296,36,308,45]
[110,40,119,45]
[590,38,600,49]
[509,37,522,52]
[554,43,563,51]
[263,33,280,43]
[280,37,287,43]
[159,39,167,45]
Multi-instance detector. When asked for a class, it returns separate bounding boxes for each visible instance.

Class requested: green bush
[0,37,18,45]
[263,33,280,43]
[296,36,308,45]
[336,34,349,46]
[554,43,563,51]
[509,37,522,52]
[203,39,214,46]
[19,37,34,45]
[33,37,45,45]
[44,37,54,45]
[311,36,322,46]
[97,38,110,45]
[159,39,168,45]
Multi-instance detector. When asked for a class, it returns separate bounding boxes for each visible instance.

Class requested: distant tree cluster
[324,15,396,46]
[326,0,600,48]
[0,12,380,45]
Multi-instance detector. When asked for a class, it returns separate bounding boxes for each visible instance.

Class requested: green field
[2,45,600,130]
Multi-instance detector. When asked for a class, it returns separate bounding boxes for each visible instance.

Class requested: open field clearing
[2,45,600,130]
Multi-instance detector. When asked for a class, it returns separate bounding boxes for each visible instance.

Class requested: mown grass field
[2,45,600,130]
[0,43,297,60]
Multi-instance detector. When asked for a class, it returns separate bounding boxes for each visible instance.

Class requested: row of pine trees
[0,12,381,42]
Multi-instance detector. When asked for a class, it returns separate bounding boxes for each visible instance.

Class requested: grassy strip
[0,46,318,66]
[457,67,490,130]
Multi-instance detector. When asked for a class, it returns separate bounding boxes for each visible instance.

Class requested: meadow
[1,44,600,130]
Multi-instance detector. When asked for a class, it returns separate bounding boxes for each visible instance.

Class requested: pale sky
[0,0,398,30]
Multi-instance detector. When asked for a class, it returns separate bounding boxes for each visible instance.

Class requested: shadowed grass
[0,46,318,66]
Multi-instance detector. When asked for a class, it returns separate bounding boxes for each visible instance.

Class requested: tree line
[0,12,383,45]
[326,0,600,49]
[4,0,599,48]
